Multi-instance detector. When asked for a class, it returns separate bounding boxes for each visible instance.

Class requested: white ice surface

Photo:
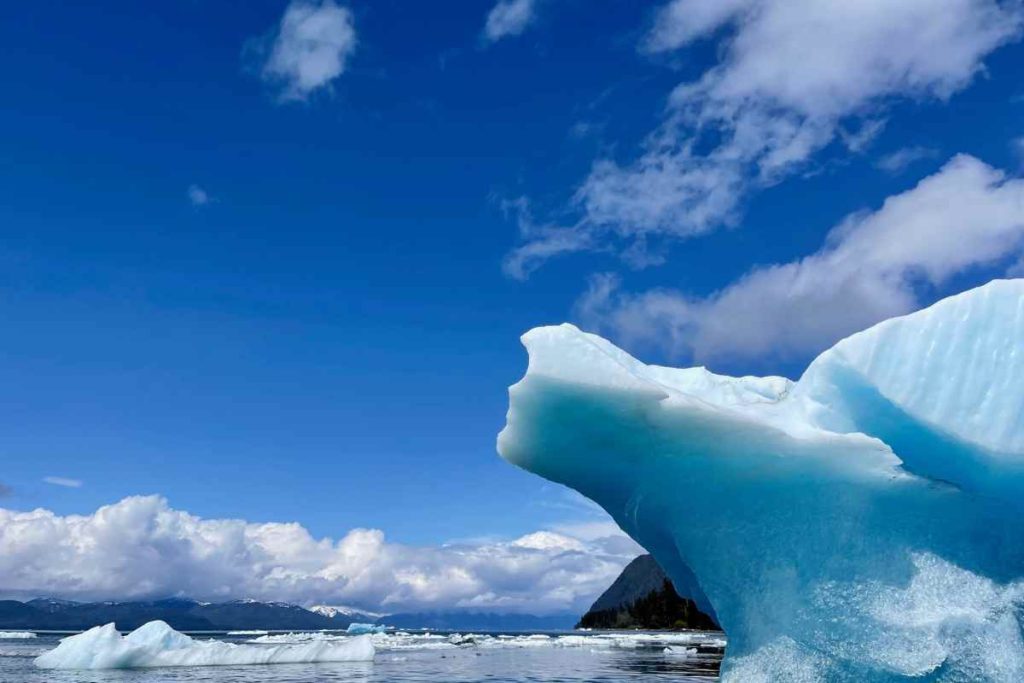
[34,620,374,669]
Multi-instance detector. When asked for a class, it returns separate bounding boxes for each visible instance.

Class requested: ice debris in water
[498,279,1024,682]
[34,620,374,669]
[0,631,37,639]
[251,629,724,652]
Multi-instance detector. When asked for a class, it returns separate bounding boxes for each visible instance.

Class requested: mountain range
[0,598,576,632]
[381,611,576,631]
[0,598,377,631]
[0,555,718,633]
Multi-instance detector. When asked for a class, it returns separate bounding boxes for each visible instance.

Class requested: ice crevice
[498,279,1024,682]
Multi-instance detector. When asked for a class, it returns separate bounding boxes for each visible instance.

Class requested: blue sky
[1,0,1023,613]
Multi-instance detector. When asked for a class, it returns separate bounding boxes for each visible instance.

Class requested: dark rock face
[577,555,719,631]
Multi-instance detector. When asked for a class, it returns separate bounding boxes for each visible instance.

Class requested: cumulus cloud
[42,477,82,489]
[483,0,537,43]
[507,0,1022,275]
[187,184,211,207]
[255,0,357,102]
[0,496,638,614]
[576,155,1024,364]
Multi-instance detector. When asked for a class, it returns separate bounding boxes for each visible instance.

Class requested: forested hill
[577,555,719,631]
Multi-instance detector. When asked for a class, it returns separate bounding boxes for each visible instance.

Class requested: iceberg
[498,280,1024,682]
[0,631,37,639]
[347,622,388,634]
[34,620,374,669]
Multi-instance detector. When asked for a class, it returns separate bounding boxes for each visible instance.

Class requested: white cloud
[876,146,940,174]
[644,0,753,53]
[508,0,1022,274]
[42,477,82,489]
[483,0,536,43]
[257,0,357,102]
[0,496,638,614]
[576,155,1024,364]
[187,184,211,206]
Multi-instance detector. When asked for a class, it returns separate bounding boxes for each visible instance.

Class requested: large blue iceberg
[498,280,1024,682]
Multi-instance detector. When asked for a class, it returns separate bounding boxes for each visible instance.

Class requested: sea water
[0,630,724,681]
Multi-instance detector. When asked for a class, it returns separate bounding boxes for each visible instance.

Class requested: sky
[1,0,1023,615]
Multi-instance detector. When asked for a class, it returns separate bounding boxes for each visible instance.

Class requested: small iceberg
[226,630,268,636]
[34,620,374,669]
[346,623,387,635]
[0,631,37,639]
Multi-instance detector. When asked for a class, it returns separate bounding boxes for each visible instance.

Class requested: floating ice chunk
[34,620,374,669]
[498,280,1024,682]
[333,629,730,653]
[227,630,268,636]
[346,623,387,635]
[250,631,343,644]
[664,646,698,656]
[0,631,37,639]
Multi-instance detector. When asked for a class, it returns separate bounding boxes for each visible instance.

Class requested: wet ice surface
[1,630,724,681]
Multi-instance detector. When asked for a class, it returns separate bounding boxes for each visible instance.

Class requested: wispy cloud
[42,477,82,489]
[187,184,211,207]
[252,0,357,102]
[0,495,638,613]
[483,0,537,43]
[876,146,940,174]
[576,155,1024,364]
[506,0,1023,276]
[0,482,11,498]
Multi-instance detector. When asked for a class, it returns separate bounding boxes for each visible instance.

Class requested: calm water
[0,630,724,682]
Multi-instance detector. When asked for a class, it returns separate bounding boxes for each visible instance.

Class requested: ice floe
[347,622,388,634]
[34,620,374,669]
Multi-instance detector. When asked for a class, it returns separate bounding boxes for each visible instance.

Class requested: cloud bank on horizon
[0,496,640,614]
